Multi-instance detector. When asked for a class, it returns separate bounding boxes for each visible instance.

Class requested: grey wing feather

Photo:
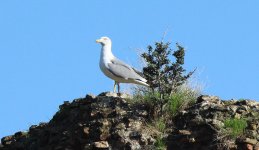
[132,68,144,77]
[111,58,132,70]
[112,58,144,76]
[107,58,142,80]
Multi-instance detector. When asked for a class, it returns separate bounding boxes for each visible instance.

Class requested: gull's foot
[117,92,121,97]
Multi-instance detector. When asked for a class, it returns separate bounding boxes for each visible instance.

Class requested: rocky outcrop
[168,95,259,150]
[0,92,157,150]
[1,93,259,150]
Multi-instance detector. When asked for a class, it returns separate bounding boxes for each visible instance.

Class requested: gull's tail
[134,78,149,87]
[135,80,149,87]
[132,68,149,87]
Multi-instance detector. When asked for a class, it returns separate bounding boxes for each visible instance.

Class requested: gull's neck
[101,43,114,61]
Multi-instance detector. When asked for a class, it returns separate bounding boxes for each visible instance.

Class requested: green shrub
[224,118,247,138]
[136,40,196,118]
[131,39,201,150]
[141,41,195,99]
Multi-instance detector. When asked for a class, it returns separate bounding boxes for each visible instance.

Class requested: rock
[211,119,224,129]
[83,127,89,135]
[237,138,257,150]
[1,136,13,146]
[98,92,118,97]
[197,95,221,104]
[128,119,142,129]
[237,138,258,145]
[125,140,141,150]
[236,105,249,114]
[245,144,253,150]
[235,100,249,105]
[228,105,238,113]
[236,138,258,150]
[247,121,257,130]
[85,94,96,99]
[234,113,241,119]
[255,144,259,150]
[245,130,258,139]
[189,137,195,143]
[129,131,141,139]
[94,141,109,149]
[98,92,132,99]
[178,130,191,135]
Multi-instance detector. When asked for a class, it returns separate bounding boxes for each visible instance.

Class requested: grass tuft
[168,82,201,116]
[224,118,247,138]
[154,136,166,150]
[154,118,166,133]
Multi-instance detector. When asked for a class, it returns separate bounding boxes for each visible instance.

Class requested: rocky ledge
[0,92,156,150]
[1,93,259,150]
[168,95,259,150]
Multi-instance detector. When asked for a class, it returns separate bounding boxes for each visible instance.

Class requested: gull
[96,36,149,93]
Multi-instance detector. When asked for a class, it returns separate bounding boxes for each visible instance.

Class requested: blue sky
[0,1,259,138]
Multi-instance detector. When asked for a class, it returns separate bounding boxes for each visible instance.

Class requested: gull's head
[96,37,111,46]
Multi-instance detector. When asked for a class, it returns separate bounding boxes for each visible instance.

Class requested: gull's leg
[113,81,117,93]
[117,83,121,97]
[117,83,120,94]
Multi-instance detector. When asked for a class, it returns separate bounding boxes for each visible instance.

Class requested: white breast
[99,50,116,80]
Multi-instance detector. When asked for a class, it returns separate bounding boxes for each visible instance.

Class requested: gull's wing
[107,58,143,80]
[111,58,144,76]
[132,68,144,78]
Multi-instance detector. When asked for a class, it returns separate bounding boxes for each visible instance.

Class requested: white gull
[96,36,149,93]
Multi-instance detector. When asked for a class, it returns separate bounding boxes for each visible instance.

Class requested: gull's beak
[96,39,101,43]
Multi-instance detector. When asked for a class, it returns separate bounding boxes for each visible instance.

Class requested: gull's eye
[103,37,108,40]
